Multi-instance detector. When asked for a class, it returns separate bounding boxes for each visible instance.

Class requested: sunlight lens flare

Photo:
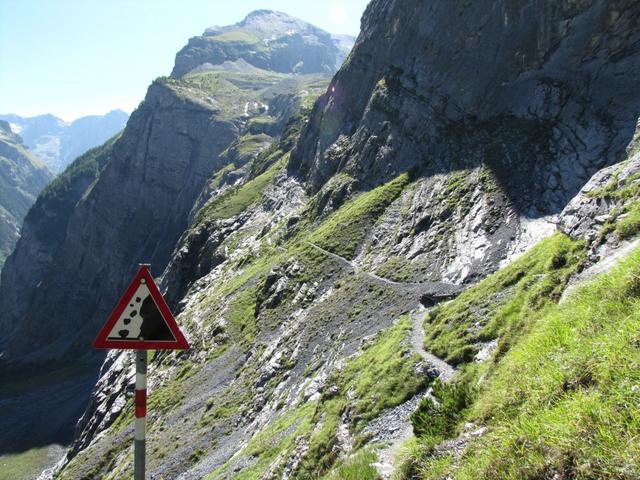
[328,4,348,27]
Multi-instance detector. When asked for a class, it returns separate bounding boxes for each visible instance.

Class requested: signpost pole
[134,349,147,480]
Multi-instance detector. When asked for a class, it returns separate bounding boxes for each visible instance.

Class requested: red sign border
[93,265,190,350]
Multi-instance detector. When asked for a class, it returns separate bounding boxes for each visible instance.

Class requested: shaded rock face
[0,83,237,367]
[0,121,52,267]
[560,121,640,255]
[171,10,355,78]
[0,110,129,173]
[291,0,640,217]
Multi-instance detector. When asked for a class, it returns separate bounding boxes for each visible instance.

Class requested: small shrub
[410,380,471,440]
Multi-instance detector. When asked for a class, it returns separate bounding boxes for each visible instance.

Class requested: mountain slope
[46,1,640,479]
[0,121,52,267]
[6,2,640,479]
[397,141,640,479]
[0,110,129,173]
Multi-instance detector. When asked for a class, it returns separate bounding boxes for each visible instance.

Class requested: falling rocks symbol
[93,265,189,350]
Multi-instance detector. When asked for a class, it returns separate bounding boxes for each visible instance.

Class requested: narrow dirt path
[409,309,455,381]
[372,308,456,478]
[305,241,356,272]
[305,241,408,286]
[304,241,460,477]
[304,241,463,296]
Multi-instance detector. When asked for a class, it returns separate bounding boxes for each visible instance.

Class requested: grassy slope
[403,237,640,479]
[457,247,640,479]
[0,445,64,480]
[423,233,586,366]
[308,173,410,259]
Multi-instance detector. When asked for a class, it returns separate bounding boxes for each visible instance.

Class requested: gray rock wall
[292,0,640,216]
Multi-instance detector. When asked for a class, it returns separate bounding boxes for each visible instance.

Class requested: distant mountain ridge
[172,9,355,77]
[0,110,129,173]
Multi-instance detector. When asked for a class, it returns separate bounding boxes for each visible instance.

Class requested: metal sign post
[134,349,147,480]
[94,264,189,479]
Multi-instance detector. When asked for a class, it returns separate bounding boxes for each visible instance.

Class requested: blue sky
[0,0,369,121]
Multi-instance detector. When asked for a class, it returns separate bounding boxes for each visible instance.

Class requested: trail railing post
[135,349,147,480]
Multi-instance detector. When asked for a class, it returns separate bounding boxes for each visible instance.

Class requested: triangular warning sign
[93,265,190,350]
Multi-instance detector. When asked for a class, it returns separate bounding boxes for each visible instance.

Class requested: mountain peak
[173,11,354,77]
[242,9,277,20]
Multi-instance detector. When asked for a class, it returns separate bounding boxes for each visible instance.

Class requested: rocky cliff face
[293,0,640,208]
[0,110,129,173]
[0,82,236,367]
[171,10,355,78]
[38,2,640,479]
[0,121,52,267]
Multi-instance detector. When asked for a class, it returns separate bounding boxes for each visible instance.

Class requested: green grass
[196,156,285,224]
[226,283,258,346]
[616,201,640,240]
[586,168,640,242]
[410,380,472,443]
[207,316,427,479]
[423,233,586,366]
[308,173,411,259]
[375,256,424,282]
[341,315,426,424]
[299,316,428,476]
[322,450,380,479]
[205,402,317,479]
[399,241,640,479]
[443,246,640,479]
[0,446,62,480]
[209,29,261,44]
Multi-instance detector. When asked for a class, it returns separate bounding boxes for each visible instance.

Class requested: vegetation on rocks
[424,233,586,366]
[399,241,640,479]
[308,173,411,259]
[196,156,286,223]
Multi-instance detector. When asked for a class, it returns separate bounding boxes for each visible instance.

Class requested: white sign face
[107,282,150,340]
[106,279,176,342]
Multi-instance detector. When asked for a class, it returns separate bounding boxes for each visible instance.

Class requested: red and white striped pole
[135,349,147,479]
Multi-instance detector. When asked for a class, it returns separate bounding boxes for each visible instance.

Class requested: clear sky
[0,0,370,121]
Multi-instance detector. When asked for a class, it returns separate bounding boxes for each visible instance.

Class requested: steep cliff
[293,0,639,206]
[41,2,640,479]
[0,121,52,267]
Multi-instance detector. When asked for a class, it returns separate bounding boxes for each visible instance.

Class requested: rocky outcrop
[0,121,52,267]
[0,110,129,173]
[171,10,354,78]
[291,0,640,217]
[560,122,640,244]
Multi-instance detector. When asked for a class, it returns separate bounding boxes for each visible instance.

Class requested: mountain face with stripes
[0,121,52,268]
[0,110,129,173]
[5,2,640,479]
